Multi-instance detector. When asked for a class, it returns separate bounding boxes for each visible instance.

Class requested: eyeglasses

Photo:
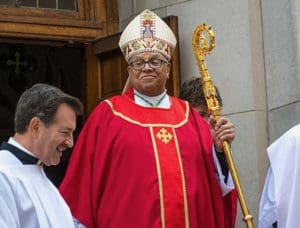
[129,58,168,70]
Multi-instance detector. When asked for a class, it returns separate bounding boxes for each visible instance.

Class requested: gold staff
[192,23,254,228]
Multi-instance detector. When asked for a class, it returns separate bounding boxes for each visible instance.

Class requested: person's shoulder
[86,94,130,121]
[105,94,127,103]
[0,150,21,166]
[287,124,300,136]
[89,96,120,114]
[0,169,17,194]
[279,124,300,141]
[169,96,191,113]
[268,124,300,152]
[170,96,189,107]
[171,96,186,102]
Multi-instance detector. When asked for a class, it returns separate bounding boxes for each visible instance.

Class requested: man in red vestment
[60,9,237,228]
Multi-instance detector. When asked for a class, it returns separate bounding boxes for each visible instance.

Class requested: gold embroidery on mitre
[156,128,173,144]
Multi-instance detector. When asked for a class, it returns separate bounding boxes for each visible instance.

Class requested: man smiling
[0,83,83,227]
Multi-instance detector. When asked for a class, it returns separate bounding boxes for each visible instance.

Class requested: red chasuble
[60,90,237,228]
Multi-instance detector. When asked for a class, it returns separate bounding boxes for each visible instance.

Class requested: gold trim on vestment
[104,100,190,128]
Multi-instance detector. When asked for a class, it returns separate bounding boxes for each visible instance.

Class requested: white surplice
[0,139,75,228]
[259,124,300,228]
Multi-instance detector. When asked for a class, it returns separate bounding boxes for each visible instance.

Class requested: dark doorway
[0,42,85,187]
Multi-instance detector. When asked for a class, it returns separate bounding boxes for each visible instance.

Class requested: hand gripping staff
[192,23,254,228]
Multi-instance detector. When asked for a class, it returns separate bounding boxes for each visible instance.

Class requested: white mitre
[118,9,177,61]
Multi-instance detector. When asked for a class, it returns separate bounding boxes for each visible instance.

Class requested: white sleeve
[0,197,18,228]
[258,167,277,228]
[0,174,18,228]
[212,146,234,196]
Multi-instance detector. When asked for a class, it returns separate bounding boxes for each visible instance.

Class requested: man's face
[127,52,171,96]
[35,103,76,166]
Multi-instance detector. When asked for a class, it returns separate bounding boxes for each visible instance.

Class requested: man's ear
[29,117,41,138]
[127,65,131,72]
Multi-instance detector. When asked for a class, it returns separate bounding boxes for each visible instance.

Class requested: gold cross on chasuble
[151,127,189,228]
[156,128,173,144]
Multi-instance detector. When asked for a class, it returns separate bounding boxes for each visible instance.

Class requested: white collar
[134,89,170,108]
[8,137,38,159]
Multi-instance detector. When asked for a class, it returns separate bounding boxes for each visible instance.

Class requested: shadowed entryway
[0,43,85,186]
